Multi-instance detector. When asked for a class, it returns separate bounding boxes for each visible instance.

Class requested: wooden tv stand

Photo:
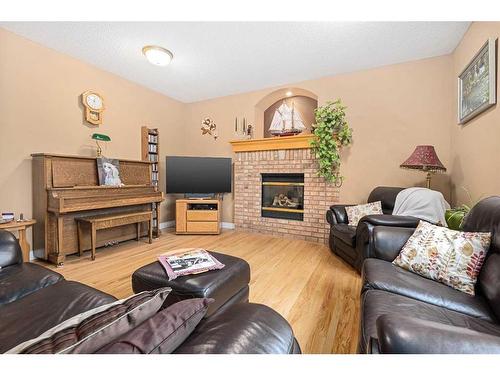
[175,199,221,235]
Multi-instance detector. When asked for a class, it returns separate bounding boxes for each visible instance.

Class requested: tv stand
[176,199,221,235]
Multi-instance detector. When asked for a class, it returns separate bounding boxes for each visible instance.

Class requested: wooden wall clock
[81,91,105,125]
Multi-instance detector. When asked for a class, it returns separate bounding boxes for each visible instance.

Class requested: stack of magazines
[158,248,225,280]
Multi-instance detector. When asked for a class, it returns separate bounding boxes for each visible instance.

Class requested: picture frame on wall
[458,37,497,124]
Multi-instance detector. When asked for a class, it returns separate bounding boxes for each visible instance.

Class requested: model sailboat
[269,101,306,136]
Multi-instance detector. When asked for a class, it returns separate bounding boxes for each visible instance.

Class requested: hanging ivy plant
[310,99,353,184]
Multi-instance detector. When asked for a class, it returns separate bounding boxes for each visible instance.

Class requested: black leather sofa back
[367,186,404,214]
[0,230,22,268]
[462,196,500,320]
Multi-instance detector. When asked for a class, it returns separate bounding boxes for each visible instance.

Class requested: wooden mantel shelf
[230,134,315,153]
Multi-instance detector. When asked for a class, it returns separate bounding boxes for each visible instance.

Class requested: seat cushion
[174,302,299,354]
[132,251,250,317]
[331,224,357,247]
[362,258,496,321]
[360,289,500,353]
[0,263,64,306]
[0,280,116,353]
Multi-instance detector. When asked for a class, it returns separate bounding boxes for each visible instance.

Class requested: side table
[0,219,36,262]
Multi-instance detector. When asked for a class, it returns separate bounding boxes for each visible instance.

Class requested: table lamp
[91,133,111,157]
[400,145,446,189]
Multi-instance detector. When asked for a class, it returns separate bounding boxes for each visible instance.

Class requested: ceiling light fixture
[286,91,293,97]
[142,45,173,66]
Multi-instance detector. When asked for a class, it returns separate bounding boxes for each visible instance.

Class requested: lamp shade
[400,145,446,172]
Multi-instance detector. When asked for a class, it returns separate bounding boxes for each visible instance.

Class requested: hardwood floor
[41,229,361,354]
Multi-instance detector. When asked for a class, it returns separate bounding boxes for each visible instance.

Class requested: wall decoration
[310,99,353,186]
[91,133,111,157]
[201,117,218,140]
[82,91,105,125]
[458,37,497,124]
[96,157,123,186]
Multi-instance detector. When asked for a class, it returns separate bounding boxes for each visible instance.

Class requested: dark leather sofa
[327,186,420,271]
[360,196,500,354]
[0,230,300,354]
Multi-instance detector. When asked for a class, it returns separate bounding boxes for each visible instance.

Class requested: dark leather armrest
[0,230,23,268]
[358,214,420,228]
[327,204,354,225]
[376,314,500,354]
[370,226,415,261]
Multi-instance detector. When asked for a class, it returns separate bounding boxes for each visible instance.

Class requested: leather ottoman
[132,251,250,317]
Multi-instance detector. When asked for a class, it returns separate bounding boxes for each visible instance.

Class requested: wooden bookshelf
[141,126,161,237]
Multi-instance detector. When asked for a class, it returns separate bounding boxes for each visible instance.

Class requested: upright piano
[31,153,164,265]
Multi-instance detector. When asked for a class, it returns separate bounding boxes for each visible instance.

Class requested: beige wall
[3,22,497,234]
[185,55,454,222]
[450,22,500,206]
[0,28,186,233]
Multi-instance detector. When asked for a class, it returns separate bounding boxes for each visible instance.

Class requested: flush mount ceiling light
[142,45,173,66]
[286,91,293,97]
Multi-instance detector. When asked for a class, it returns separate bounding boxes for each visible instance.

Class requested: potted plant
[445,187,480,230]
[310,99,353,184]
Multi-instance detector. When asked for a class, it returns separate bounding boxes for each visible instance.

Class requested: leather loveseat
[0,230,300,354]
[327,186,420,271]
[360,196,500,354]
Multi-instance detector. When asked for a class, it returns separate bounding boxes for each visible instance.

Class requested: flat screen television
[166,156,232,194]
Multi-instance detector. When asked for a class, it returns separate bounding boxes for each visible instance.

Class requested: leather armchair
[360,196,500,354]
[0,229,23,268]
[327,186,420,271]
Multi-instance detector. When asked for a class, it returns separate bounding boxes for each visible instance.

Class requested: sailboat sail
[269,102,306,136]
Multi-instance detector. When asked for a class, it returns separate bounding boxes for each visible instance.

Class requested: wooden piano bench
[76,211,153,261]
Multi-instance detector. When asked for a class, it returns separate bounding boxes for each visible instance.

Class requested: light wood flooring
[41,229,361,354]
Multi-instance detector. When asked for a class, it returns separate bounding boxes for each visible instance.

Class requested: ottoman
[132,251,250,317]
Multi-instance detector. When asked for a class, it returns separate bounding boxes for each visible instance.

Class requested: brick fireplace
[231,135,340,243]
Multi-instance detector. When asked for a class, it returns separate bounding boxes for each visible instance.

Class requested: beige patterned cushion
[393,221,491,295]
[345,201,383,226]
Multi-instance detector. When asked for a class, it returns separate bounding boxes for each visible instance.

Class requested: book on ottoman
[158,248,225,280]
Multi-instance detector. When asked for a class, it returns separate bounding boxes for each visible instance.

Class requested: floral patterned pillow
[345,201,383,226]
[393,221,491,295]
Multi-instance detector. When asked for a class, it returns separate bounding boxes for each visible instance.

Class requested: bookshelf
[141,126,161,237]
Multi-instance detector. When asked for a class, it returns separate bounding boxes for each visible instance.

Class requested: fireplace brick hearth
[233,148,340,243]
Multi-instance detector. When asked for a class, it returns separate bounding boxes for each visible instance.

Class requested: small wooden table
[76,211,152,261]
[0,219,36,262]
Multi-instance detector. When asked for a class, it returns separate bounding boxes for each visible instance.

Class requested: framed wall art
[458,37,497,124]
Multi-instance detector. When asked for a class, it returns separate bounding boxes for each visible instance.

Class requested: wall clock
[81,91,105,125]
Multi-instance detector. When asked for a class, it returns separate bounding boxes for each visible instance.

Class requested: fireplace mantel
[230,134,315,153]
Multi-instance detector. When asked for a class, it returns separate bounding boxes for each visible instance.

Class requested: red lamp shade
[400,145,446,172]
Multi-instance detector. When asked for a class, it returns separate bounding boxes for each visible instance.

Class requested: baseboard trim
[159,220,176,229]
[221,222,235,229]
[159,221,235,230]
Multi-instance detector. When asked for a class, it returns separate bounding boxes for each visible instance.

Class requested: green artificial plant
[445,187,481,230]
[310,100,353,184]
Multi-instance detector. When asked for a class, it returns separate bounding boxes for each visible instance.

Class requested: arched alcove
[254,88,318,138]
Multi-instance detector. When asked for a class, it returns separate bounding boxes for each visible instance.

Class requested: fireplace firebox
[261,173,304,221]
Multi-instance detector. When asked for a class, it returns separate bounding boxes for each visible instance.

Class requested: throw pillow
[393,221,491,295]
[6,287,171,354]
[96,298,213,354]
[345,201,383,226]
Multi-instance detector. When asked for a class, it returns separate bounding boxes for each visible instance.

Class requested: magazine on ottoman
[158,248,225,280]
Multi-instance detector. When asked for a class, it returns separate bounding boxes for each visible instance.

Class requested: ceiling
[1,22,470,103]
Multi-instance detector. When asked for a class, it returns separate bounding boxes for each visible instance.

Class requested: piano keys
[31,153,164,265]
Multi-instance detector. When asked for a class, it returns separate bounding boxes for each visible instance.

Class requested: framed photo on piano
[97,157,124,187]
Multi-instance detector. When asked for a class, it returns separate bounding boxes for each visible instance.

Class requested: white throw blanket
[393,187,451,226]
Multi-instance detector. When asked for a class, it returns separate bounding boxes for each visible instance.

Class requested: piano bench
[75,211,153,261]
